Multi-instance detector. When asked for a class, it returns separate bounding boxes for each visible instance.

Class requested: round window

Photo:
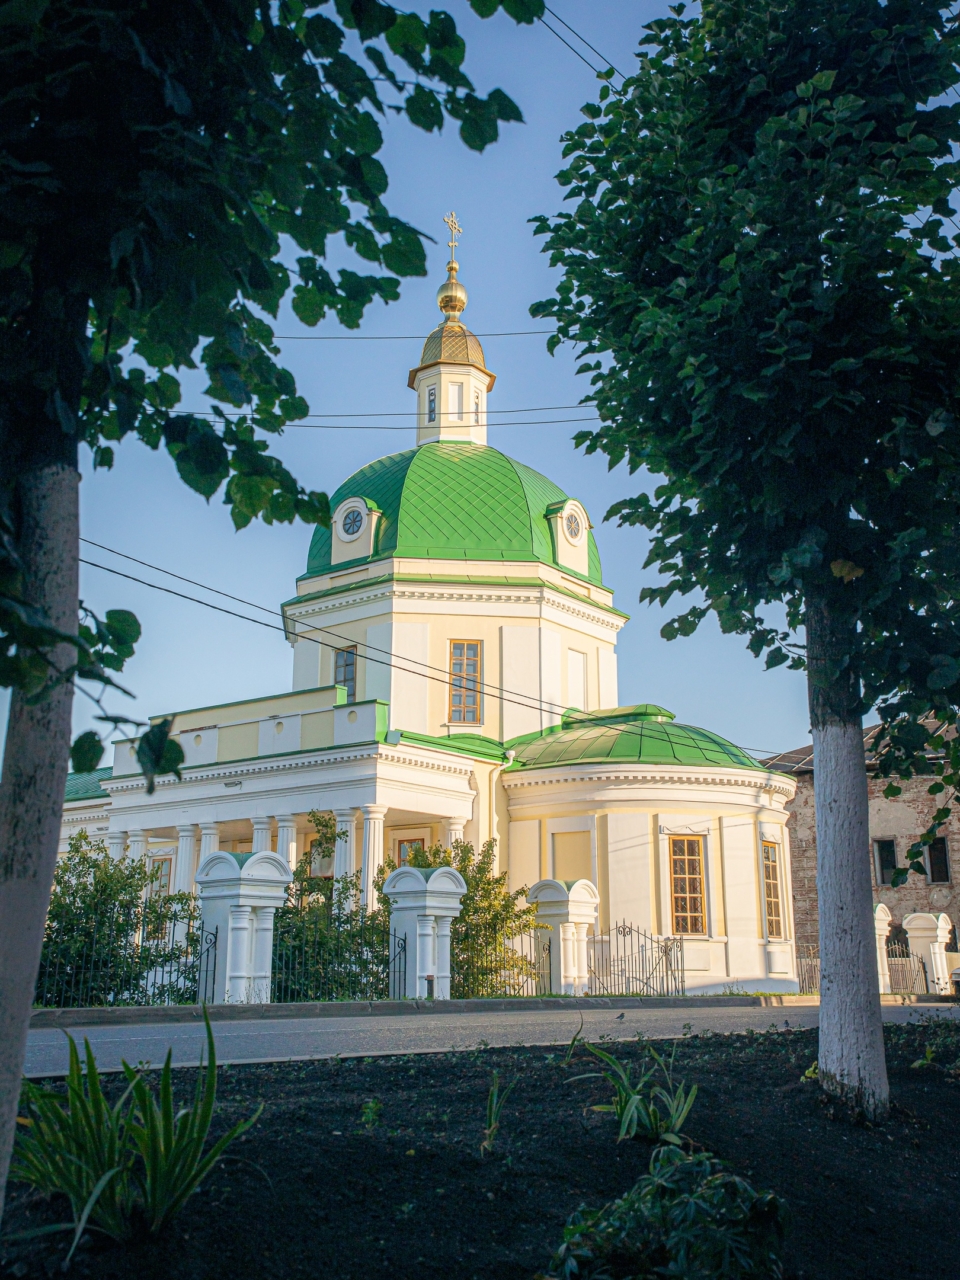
[565,511,582,541]
[342,508,363,537]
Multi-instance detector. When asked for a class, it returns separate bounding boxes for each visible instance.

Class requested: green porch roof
[303,442,603,585]
[64,766,112,802]
[505,705,764,772]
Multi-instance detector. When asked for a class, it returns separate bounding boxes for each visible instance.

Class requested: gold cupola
[408,213,496,445]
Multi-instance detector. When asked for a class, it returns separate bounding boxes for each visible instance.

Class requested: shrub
[11,1012,258,1252]
[543,1146,785,1280]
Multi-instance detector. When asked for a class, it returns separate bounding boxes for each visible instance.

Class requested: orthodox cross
[443,211,462,255]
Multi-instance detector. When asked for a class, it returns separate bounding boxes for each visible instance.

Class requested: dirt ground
[2,1017,959,1279]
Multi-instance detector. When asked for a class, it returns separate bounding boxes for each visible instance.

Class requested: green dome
[305,442,603,582]
[506,705,763,772]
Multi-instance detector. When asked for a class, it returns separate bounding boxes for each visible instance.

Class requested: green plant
[480,1070,516,1156]
[543,1145,785,1279]
[570,1043,697,1145]
[802,1062,819,1082]
[911,1045,937,1070]
[11,1010,258,1244]
[361,1098,383,1132]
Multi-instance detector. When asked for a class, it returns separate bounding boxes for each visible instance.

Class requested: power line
[542,5,624,79]
[79,542,778,759]
[538,15,603,76]
[272,329,553,340]
[178,414,601,432]
[179,402,591,420]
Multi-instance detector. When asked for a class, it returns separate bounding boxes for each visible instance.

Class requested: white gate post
[874,903,892,994]
[904,911,953,995]
[382,865,467,1000]
[196,850,292,1004]
[526,879,600,996]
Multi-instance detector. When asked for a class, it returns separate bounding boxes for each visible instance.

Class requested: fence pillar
[361,804,388,908]
[904,911,953,995]
[333,808,358,879]
[382,865,467,1000]
[527,879,599,996]
[874,903,892,994]
[196,850,292,1003]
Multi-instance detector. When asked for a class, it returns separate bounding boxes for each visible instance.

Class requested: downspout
[489,750,515,858]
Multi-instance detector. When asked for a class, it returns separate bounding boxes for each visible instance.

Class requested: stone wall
[787,770,960,947]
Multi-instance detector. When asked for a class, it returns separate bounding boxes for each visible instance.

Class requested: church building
[60,228,799,994]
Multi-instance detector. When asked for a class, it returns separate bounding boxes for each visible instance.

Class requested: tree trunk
[0,462,79,1220]
[806,592,888,1120]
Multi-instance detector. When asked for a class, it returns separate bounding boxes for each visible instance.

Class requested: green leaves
[136,719,185,795]
[70,731,105,774]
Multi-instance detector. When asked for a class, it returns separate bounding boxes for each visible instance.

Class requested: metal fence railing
[588,925,685,997]
[35,905,217,1008]
[272,907,406,1002]
[887,941,928,995]
[797,943,821,995]
[453,926,551,999]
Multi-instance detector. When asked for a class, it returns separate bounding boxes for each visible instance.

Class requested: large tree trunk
[806,592,888,1120]
[0,462,79,1220]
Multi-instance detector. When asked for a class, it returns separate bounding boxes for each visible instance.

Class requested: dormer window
[427,387,436,423]
[342,508,363,537]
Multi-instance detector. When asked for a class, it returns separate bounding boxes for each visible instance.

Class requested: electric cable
[542,5,624,79]
[271,329,553,340]
[178,402,591,420]
[177,414,601,432]
[78,541,780,757]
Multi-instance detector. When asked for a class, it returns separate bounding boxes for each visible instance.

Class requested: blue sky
[1,1,812,763]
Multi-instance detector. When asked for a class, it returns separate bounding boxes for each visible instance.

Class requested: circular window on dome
[341,508,364,538]
[565,511,582,542]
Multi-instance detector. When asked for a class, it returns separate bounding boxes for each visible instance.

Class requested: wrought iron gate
[588,925,685,997]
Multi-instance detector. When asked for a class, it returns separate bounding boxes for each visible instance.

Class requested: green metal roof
[304,443,603,585]
[505,705,764,772]
[64,766,112,802]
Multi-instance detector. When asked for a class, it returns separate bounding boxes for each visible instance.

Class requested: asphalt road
[23,1002,959,1077]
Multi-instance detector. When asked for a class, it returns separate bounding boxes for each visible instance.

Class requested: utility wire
[542,4,624,79]
[272,329,553,340]
[178,414,601,432]
[538,16,603,76]
[79,541,779,758]
[178,402,591,420]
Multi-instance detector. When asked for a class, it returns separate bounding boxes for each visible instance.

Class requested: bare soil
[2,1018,959,1279]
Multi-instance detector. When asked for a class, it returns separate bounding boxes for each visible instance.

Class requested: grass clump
[10,1011,257,1254]
[570,1041,698,1145]
[542,1146,785,1280]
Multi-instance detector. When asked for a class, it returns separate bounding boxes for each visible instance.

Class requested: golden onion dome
[407,232,495,390]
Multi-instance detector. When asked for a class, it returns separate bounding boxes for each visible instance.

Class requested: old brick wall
[787,772,960,947]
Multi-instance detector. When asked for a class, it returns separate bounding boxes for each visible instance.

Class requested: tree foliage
[0,0,540,741]
[532,1,960,743]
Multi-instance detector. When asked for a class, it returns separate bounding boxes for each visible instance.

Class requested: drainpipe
[488,750,515,860]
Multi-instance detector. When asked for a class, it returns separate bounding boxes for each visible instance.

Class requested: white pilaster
[333,808,358,880]
[417,915,436,999]
[251,907,278,1003]
[226,905,254,1003]
[435,915,453,1001]
[275,815,297,870]
[874,904,892,994]
[252,816,273,853]
[128,830,147,861]
[360,804,388,908]
[107,830,128,860]
[174,825,197,894]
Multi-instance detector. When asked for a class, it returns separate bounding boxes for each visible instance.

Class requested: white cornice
[502,764,796,801]
[287,579,624,633]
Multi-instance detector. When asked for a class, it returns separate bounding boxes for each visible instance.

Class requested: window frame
[873,837,898,886]
[427,386,436,423]
[928,836,951,884]
[669,835,707,936]
[149,855,172,897]
[334,645,357,704]
[761,841,784,940]
[448,639,482,725]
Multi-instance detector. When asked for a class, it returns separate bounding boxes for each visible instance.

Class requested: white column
[575,921,590,997]
[127,830,147,861]
[333,808,358,880]
[874,904,892,994]
[173,825,197,894]
[226,904,254,1003]
[107,830,128,860]
[252,816,273,853]
[444,818,465,848]
[199,822,220,859]
[560,922,577,996]
[251,907,278,1003]
[275,815,297,870]
[435,915,452,1000]
[360,804,388,908]
[904,912,953,995]
[417,914,436,998]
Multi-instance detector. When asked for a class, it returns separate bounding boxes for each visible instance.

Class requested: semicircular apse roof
[505,705,764,772]
[304,442,603,584]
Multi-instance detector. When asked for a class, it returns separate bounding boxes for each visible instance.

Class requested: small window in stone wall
[874,838,897,886]
[929,837,950,884]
